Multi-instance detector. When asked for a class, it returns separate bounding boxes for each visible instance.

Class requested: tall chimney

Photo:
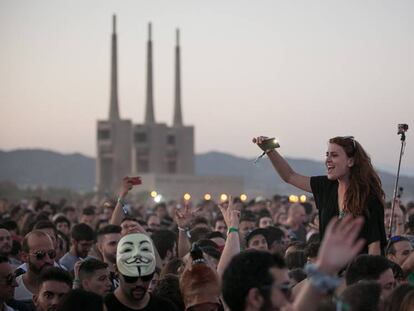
[173,29,183,126]
[145,23,155,124]
[109,14,120,121]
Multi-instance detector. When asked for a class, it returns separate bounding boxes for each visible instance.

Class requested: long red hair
[329,136,385,216]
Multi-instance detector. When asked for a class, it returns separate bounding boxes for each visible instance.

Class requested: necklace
[339,209,346,219]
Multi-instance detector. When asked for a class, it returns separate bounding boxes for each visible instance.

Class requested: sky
[1,0,413,175]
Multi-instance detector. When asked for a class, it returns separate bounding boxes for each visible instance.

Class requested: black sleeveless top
[310,175,387,254]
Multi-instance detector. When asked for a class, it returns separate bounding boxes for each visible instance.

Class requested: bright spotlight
[289,195,299,203]
[183,193,191,201]
[154,194,162,203]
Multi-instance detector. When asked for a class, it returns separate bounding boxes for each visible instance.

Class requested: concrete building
[97,16,243,201]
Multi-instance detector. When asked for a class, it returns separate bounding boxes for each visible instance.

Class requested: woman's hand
[252,136,270,152]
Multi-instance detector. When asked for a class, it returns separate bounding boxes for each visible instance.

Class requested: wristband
[178,226,191,239]
[227,227,239,235]
[117,197,125,206]
[304,263,341,294]
[117,197,129,215]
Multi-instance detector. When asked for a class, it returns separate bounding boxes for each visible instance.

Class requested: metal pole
[388,133,406,239]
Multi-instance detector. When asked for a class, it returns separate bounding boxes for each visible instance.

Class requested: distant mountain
[0,149,95,192]
[1,149,413,201]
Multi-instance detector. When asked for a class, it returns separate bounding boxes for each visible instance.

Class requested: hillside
[1,149,413,200]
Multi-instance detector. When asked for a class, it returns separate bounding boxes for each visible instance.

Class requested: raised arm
[175,203,193,258]
[253,136,311,193]
[110,177,134,226]
[293,215,365,311]
[217,197,241,278]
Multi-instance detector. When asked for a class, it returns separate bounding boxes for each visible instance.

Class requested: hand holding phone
[129,176,142,185]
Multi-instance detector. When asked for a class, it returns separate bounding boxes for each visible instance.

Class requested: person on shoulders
[253,135,386,255]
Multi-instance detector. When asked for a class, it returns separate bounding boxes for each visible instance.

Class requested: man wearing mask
[105,233,176,311]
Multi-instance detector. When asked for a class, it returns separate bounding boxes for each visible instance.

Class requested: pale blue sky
[0,0,413,175]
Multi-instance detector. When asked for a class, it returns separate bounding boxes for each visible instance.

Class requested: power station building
[96,16,243,201]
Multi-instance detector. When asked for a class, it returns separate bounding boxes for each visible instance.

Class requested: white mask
[116,233,156,277]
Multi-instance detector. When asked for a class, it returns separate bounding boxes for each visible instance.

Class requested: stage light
[150,191,157,198]
[289,195,299,203]
[204,194,212,201]
[300,195,307,203]
[154,194,162,203]
[240,194,248,202]
[183,193,191,201]
[220,194,228,202]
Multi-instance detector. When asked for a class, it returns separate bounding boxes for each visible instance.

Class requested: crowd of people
[0,135,413,310]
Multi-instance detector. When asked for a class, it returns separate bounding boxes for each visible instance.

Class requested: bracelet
[227,227,239,235]
[117,197,126,206]
[117,197,129,215]
[304,263,341,294]
[178,226,191,239]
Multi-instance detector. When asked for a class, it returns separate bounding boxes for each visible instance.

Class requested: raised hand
[218,196,240,229]
[119,177,133,198]
[175,203,194,229]
[252,136,269,151]
[315,214,365,275]
[74,260,82,279]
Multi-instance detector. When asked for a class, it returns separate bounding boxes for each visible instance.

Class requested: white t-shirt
[14,274,33,302]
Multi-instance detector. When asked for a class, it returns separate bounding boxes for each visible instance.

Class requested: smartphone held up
[128,176,142,185]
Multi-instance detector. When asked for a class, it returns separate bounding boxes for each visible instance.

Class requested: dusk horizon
[1,0,413,176]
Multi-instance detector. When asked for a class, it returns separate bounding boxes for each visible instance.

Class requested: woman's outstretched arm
[253,136,312,193]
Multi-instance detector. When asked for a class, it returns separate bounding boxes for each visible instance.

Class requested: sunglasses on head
[341,136,356,150]
[122,272,154,283]
[32,250,56,260]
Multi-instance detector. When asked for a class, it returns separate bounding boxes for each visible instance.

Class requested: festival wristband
[304,263,341,294]
[227,227,239,235]
[178,226,191,239]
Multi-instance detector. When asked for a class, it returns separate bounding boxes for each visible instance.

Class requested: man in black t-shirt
[105,233,176,311]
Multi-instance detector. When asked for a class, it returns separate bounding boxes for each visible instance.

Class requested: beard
[128,285,148,301]
[104,251,116,264]
[0,245,11,256]
[28,260,53,275]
